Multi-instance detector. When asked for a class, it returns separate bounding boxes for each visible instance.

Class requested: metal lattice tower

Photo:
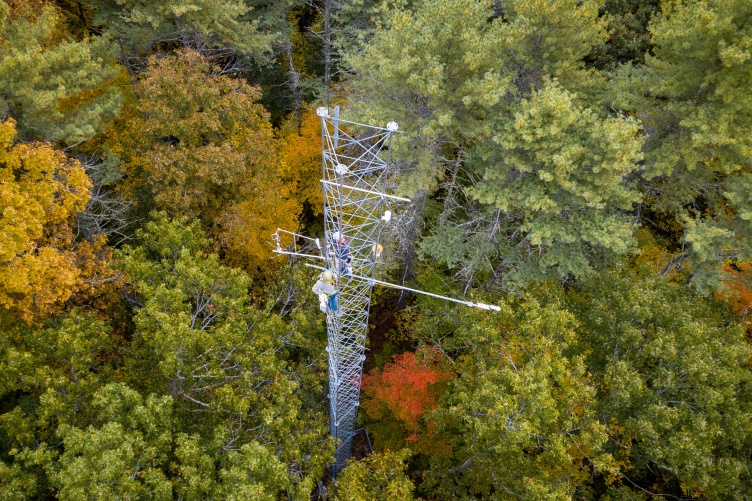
[273,108,499,478]
[316,106,408,474]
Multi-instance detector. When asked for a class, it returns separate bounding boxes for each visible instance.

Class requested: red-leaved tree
[361,346,453,456]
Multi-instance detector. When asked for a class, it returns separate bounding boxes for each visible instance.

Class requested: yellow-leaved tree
[276,109,324,216]
[0,119,91,322]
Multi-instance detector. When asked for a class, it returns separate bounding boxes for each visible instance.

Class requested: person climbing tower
[312,270,338,313]
[328,231,352,276]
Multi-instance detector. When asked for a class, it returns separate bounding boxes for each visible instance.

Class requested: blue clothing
[329,241,352,276]
[330,241,351,261]
[328,293,339,312]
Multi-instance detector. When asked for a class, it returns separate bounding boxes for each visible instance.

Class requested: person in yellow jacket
[312,270,338,313]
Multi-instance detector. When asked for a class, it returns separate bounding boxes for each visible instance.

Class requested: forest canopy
[1,0,751,499]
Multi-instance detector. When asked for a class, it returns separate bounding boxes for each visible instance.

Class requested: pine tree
[0,0,122,144]
[609,0,752,293]
[88,0,277,62]
[462,81,642,287]
[345,0,641,287]
[586,0,661,70]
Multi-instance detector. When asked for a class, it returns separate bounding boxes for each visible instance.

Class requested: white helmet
[322,270,333,281]
[332,231,341,241]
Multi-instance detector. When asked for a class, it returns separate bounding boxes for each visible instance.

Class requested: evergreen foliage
[346,0,643,286]
[463,81,642,286]
[88,0,277,61]
[610,0,752,292]
[587,0,661,70]
[0,0,122,143]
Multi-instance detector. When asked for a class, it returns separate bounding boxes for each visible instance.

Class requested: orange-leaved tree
[719,262,752,332]
[113,49,300,278]
[361,346,453,456]
[0,118,91,322]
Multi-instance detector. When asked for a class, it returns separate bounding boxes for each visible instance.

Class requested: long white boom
[304,263,501,312]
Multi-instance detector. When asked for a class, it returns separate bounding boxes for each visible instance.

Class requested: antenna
[274,108,499,478]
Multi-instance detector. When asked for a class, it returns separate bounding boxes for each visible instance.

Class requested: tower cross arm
[320,179,412,202]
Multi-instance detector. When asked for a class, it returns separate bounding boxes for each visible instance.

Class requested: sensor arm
[304,263,501,312]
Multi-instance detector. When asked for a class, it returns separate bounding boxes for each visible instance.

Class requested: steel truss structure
[316,106,408,475]
[273,107,499,478]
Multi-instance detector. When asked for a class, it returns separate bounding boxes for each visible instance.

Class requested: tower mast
[274,108,498,478]
[316,106,402,476]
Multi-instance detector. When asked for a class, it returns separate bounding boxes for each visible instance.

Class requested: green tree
[52,385,290,501]
[344,0,512,192]
[0,310,117,499]
[1,211,330,499]
[346,0,640,287]
[406,293,611,500]
[89,0,277,61]
[568,269,752,498]
[586,0,661,70]
[171,432,290,501]
[345,0,610,190]
[499,0,608,101]
[610,0,752,292]
[49,383,174,500]
[461,81,642,287]
[0,0,122,143]
[332,449,416,501]
[117,212,331,498]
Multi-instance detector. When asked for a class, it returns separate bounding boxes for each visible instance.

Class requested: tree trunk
[284,36,302,132]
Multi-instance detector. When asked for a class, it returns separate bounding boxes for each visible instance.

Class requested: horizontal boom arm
[304,263,501,311]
